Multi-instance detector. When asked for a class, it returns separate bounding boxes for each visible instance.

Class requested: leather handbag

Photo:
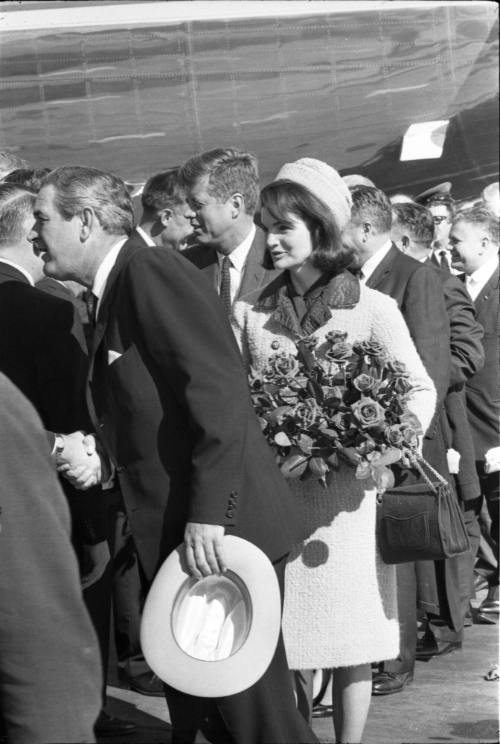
[375,455,471,564]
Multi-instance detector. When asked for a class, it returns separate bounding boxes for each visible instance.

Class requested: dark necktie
[219,255,232,315]
[438,250,451,273]
[85,290,98,327]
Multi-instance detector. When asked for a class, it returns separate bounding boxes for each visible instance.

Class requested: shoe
[415,637,462,660]
[312,703,334,718]
[372,671,413,695]
[95,711,137,738]
[128,671,165,697]
[474,574,490,594]
[475,610,497,625]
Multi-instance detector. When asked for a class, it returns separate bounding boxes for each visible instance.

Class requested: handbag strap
[408,452,448,493]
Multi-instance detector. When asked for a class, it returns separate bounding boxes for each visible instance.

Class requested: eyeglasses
[432,215,449,225]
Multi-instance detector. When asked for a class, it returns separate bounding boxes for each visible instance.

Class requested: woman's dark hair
[260,179,354,275]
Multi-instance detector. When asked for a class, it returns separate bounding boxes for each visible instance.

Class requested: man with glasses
[416,185,456,272]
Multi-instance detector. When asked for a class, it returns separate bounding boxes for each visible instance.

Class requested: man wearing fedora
[30,165,318,744]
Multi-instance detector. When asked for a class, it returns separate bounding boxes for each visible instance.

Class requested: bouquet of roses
[249,331,423,490]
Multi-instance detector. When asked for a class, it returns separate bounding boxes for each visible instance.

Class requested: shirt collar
[467,254,499,290]
[136,225,156,247]
[92,237,129,308]
[360,239,392,282]
[217,224,256,272]
[0,258,35,286]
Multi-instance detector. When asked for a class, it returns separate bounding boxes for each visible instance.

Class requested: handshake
[55,431,106,490]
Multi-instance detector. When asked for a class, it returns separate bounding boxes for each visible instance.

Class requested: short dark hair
[350,186,392,234]
[141,168,185,214]
[42,166,134,236]
[0,183,36,246]
[180,147,259,215]
[260,179,354,276]
[3,167,51,192]
[453,206,499,245]
[392,202,434,248]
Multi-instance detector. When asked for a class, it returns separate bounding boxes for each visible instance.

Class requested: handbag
[375,454,471,564]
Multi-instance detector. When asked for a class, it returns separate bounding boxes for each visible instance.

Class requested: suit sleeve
[443,276,485,386]
[401,265,451,412]
[0,377,101,744]
[124,249,253,525]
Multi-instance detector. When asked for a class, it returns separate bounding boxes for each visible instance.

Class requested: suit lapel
[0,262,31,285]
[238,228,274,299]
[364,244,398,289]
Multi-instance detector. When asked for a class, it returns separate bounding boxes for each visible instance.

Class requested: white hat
[275,157,352,229]
[140,536,281,697]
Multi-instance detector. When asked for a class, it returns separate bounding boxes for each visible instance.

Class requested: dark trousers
[164,556,318,744]
[112,508,151,680]
[474,462,500,586]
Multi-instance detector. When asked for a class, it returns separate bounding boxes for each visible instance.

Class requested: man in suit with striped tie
[180,148,280,314]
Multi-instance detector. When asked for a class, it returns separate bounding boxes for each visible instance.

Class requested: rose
[267,353,298,378]
[401,425,419,449]
[351,396,386,429]
[392,376,412,394]
[354,340,385,358]
[326,342,353,362]
[292,398,321,428]
[385,424,404,447]
[325,330,348,344]
[353,373,377,393]
[386,360,407,375]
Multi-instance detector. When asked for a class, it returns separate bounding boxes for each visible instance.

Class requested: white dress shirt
[136,225,156,247]
[465,255,499,301]
[92,237,129,314]
[360,239,393,283]
[0,258,35,286]
[217,224,256,304]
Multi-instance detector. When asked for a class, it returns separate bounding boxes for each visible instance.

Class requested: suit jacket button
[226,508,234,518]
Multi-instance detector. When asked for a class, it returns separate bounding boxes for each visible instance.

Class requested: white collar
[217,224,256,272]
[136,224,156,247]
[466,254,499,292]
[0,258,35,286]
[92,237,129,310]
[360,239,393,282]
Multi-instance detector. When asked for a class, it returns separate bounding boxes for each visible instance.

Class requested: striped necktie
[219,255,232,315]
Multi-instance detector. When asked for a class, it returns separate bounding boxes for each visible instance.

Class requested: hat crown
[274,157,352,230]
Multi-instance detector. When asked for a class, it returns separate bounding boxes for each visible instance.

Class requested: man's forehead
[35,184,56,211]
[429,204,449,217]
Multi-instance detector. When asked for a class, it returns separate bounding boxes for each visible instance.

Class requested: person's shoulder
[361,283,399,314]
[182,243,216,269]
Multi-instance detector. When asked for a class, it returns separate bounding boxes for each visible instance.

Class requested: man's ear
[401,234,410,250]
[159,209,172,227]
[80,207,94,240]
[362,221,372,241]
[230,193,244,218]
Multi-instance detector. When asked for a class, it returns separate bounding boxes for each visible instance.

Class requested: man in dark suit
[343,186,452,696]
[180,148,279,311]
[137,167,194,251]
[391,201,485,653]
[0,183,135,738]
[31,165,318,744]
[0,372,101,744]
[449,206,500,620]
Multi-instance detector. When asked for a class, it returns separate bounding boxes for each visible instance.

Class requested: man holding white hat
[31,165,318,744]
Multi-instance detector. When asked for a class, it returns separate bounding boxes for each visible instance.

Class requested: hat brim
[140,535,281,698]
[414,181,452,203]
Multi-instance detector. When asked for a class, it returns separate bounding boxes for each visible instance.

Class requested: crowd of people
[0,146,498,744]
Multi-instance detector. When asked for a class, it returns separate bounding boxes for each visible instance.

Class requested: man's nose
[184,204,196,219]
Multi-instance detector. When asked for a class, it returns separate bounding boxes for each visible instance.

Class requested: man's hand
[80,540,111,590]
[56,431,102,489]
[184,522,226,579]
